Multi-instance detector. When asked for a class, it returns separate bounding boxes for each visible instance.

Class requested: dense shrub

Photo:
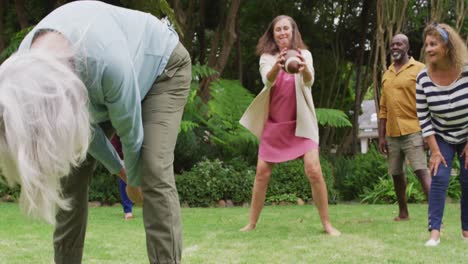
[331,154,355,200]
[332,145,388,201]
[0,178,20,201]
[180,76,259,167]
[333,143,461,204]
[448,159,461,200]
[176,158,255,207]
[360,172,426,204]
[174,127,222,173]
[319,156,337,201]
[176,156,336,207]
[267,160,310,202]
[4,143,463,206]
[448,175,461,200]
[223,158,257,203]
[266,193,298,204]
[0,164,121,204]
[174,129,203,173]
[88,164,121,204]
[267,157,336,203]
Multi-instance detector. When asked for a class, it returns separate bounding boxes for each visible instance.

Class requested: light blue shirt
[18,1,179,186]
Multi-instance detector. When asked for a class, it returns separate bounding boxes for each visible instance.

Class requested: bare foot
[239,223,256,232]
[124,212,133,220]
[462,230,468,240]
[393,216,410,221]
[324,225,341,237]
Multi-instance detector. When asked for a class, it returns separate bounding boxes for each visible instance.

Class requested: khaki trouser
[53,42,191,264]
[386,132,427,175]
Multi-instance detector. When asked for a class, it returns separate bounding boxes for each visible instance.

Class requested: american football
[284,49,301,74]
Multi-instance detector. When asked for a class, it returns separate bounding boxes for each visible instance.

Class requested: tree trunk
[373,0,411,144]
[55,0,68,8]
[421,0,450,58]
[199,0,242,102]
[337,129,354,156]
[173,0,187,31]
[352,0,371,154]
[430,0,448,22]
[235,12,242,83]
[0,0,5,54]
[455,0,467,32]
[198,0,206,63]
[173,0,196,52]
[14,0,28,29]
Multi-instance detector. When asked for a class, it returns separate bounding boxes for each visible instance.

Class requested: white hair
[0,50,91,224]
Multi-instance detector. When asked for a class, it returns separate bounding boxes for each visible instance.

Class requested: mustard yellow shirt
[378,57,425,137]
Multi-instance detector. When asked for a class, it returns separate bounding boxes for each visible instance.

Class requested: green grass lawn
[1,202,468,263]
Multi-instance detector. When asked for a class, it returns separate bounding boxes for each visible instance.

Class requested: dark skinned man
[378,34,431,221]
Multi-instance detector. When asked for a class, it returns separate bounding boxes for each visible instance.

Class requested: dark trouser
[119,179,133,213]
[428,136,468,232]
[53,42,191,264]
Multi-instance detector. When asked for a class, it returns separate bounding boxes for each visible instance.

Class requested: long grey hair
[0,49,91,224]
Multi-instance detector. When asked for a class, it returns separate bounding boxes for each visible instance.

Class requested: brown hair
[255,15,308,56]
[422,22,468,71]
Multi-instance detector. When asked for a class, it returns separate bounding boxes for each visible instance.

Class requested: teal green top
[18,1,179,186]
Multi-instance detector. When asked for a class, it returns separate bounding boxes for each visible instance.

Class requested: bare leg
[463,230,468,239]
[240,159,273,231]
[429,230,440,241]
[392,173,409,221]
[415,169,430,200]
[304,150,340,236]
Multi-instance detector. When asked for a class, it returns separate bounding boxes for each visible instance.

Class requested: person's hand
[424,140,429,151]
[118,167,143,205]
[429,151,447,176]
[276,48,287,69]
[118,167,127,183]
[296,49,307,73]
[460,143,468,169]
[379,137,388,154]
[126,185,144,206]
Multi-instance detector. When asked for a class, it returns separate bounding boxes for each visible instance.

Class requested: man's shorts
[386,132,428,175]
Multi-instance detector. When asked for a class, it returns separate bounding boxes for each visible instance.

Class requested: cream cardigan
[239,49,319,142]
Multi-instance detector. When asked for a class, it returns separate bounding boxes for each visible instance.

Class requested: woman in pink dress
[239,15,340,236]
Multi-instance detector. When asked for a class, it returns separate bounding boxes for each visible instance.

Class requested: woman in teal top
[0,1,191,263]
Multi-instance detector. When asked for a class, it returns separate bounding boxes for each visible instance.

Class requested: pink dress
[259,71,318,163]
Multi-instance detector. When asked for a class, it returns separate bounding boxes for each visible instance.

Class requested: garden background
[1,0,467,208]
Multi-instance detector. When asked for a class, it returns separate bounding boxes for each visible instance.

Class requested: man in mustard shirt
[379,34,430,221]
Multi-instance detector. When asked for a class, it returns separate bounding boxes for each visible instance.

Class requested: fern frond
[179,120,199,133]
[192,63,218,80]
[208,79,254,122]
[0,27,33,61]
[316,108,352,128]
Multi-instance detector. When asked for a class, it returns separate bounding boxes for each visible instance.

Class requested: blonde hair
[0,50,91,224]
[422,23,468,71]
